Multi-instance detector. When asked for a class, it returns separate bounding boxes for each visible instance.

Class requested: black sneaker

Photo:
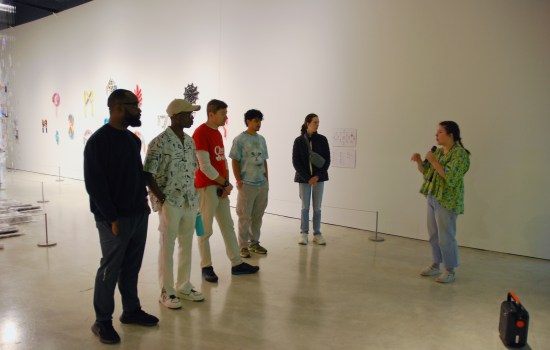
[231,262,260,275]
[202,266,218,282]
[91,320,120,344]
[119,308,159,327]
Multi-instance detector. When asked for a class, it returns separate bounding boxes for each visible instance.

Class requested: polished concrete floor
[0,171,548,350]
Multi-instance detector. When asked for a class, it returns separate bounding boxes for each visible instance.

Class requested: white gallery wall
[2,0,549,259]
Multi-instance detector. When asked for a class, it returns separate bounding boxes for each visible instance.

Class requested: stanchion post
[37,182,49,204]
[56,167,64,182]
[369,211,384,242]
[38,213,57,247]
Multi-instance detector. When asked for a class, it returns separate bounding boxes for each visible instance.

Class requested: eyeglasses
[122,102,140,108]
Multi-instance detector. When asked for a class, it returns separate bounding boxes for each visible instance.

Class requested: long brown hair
[300,113,318,135]
[440,121,471,155]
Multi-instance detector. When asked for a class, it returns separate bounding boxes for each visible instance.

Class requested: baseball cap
[166,99,201,117]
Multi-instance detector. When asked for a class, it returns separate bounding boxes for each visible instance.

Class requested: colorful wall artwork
[68,115,74,138]
[134,85,142,107]
[134,131,146,153]
[42,120,47,133]
[52,93,60,116]
[222,119,228,139]
[83,129,93,144]
[104,118,109,125]
[84,90,94,116]
[55,131,59,145]
[106,78,117,95]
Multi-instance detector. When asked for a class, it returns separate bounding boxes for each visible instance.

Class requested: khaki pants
[236,182,269,248]
[158,200,197,296]
[198,186,242,268]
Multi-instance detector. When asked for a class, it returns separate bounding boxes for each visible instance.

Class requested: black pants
[93,212,149,321]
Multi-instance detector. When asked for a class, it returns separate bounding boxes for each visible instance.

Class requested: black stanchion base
[369,235,385,242]
[37,200,49,203]
[38,241,57,247]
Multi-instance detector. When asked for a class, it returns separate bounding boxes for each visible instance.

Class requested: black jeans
[93,212,149,321]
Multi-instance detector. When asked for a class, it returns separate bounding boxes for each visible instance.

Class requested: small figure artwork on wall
[55,131,59,145]
[84,129,93,144]
[52,93,60,116]
[134,85,142,107]
[133,131,146,154]
[157,115,169,130]
[222,119,228,139]
[183,83,199,104]
[68,114,74,138]
[42,120,47,133]
[84,90,94,116]
[104,118,109,125]
[106,78,117,95]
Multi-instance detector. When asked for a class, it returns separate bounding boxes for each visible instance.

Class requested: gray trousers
[94,212,149,321]
[236,182,269,248]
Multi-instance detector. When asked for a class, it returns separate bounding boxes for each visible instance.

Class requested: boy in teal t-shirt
[229,109,269,258]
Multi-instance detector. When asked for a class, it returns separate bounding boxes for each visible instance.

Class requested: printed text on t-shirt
[215,146,225,161]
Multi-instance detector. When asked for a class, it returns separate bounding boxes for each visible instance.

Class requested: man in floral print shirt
[144,99,204,309]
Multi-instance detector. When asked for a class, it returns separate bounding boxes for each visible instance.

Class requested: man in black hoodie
[84,89,158,344]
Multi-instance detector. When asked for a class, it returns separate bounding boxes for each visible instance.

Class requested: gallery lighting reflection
[0,4,16,13]
[2,322,17,343]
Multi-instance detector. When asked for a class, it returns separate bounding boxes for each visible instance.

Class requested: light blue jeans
[299,182,324,235]
[427,195,459,269]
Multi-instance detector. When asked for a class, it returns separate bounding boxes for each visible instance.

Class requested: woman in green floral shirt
[411,121,470,283]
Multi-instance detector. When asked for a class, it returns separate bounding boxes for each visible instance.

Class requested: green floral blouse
[419,146,470,215]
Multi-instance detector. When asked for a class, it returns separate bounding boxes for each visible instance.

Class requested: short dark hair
[207,99,228,119]
[244,109,264,126]
[107,89,132,109]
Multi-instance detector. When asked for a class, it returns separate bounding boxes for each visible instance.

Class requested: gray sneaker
[420,265,441,276]
[313,234,326,245]
[298,233,308,245]
[436,270,456,283]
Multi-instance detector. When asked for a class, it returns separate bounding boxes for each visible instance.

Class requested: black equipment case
[499,292,529,347]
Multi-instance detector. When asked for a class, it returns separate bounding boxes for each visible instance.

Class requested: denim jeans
[299,182,324,235]
[427,195,459,269]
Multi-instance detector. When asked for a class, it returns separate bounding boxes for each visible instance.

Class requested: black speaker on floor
[499,292,529,347]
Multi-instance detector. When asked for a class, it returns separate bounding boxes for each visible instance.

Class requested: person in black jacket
[84,89,158,344]
[292,113,330,245]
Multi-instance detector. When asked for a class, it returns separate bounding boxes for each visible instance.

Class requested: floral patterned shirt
[419,145,470,214]
[143,128,199,212]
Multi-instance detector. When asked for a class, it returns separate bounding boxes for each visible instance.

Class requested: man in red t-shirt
[193,99,259,282]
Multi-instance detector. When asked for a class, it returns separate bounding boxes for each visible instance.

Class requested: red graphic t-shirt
[193,123,227,189]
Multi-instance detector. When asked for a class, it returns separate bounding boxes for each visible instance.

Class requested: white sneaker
[159,292,182,309]
[420,265,441,276]
[178,289,205,302]
[313,234,326,245]
[298,233,308,245]
[436,270,456,283]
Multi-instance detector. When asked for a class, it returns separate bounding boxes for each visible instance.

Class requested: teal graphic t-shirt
[229,132,269,186]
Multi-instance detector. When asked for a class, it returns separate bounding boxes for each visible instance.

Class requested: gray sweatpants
[93,212,149,321]
[236,182,269,248]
